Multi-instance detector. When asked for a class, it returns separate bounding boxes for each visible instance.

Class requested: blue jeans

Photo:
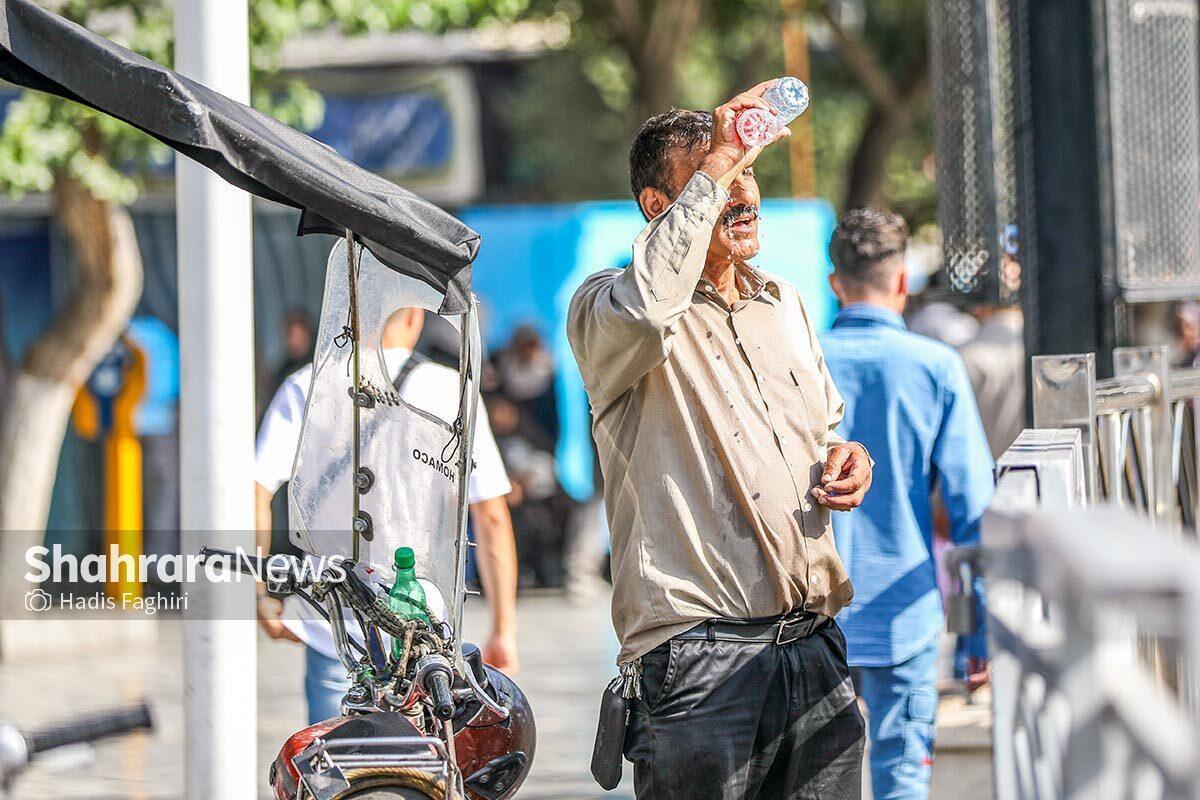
[304,646,351,725]
[850,636,939,800]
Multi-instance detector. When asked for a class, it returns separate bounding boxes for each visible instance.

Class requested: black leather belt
[675,611,830,646]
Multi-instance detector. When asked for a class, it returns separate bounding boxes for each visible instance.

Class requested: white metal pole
[174,1,257,798]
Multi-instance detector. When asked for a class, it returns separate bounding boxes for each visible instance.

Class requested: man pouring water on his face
[570,79,872,799]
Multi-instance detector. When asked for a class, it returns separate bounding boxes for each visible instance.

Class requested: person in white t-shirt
[254,307,519,724]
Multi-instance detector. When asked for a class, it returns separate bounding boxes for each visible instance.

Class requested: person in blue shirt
[819,208,995,800]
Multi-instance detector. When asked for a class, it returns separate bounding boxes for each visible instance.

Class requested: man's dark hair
[629,109,713,216]
[828,207,909,291]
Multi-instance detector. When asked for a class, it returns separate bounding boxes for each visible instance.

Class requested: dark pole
[1019,0,1121,375]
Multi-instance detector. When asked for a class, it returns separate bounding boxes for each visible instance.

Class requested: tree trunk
[843,79,929,210]
[634,65,679,125]
[612,0,701,124]
[0,173,143,632]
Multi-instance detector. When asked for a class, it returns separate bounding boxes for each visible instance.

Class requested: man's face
[668,144,763,264]
[1181,315,1200,352]
[284,321,311,357]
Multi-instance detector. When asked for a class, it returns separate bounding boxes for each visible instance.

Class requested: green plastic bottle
[388,547,431,658]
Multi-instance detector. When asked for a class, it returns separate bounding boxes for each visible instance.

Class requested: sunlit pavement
[0,593,988,799]
[0,593,632,799]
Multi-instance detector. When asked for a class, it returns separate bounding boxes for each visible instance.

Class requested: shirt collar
[832,303,907,331]
[696,264,780,306]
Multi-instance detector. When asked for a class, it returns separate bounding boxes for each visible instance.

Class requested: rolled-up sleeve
[792,285,846,450]
[815,340,847,450]
[567,171,728,409]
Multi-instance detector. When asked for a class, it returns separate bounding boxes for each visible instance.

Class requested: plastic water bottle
[736,77,810,148]
[389,547,431,657]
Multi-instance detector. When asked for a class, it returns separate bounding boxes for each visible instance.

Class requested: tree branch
[815,2,899,114]
[608,0,643,58]
[644,0,699,73]
[23,170,143,384]
[843,66,931,209]
[631,0,700,116]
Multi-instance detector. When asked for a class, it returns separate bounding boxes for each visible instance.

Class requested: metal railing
[962,347,1200,798]
[1031,347,1200,528]
[983,506,1200,799]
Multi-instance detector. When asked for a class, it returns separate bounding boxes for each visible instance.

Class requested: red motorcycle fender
[270,717,351,799]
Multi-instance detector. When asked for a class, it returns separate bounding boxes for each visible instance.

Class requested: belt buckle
[775,614,805,646]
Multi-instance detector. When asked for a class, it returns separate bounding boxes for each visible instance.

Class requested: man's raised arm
[567,172,727,407]
[567,86,784,408]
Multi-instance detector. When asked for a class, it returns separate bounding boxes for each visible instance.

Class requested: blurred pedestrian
[958,299,1025,460]
[274,307,316,391]
[821,208,995,800]
[255,307,520,724]
[486,393,568,588]
[564,448,608,604]
[1172,300,1200,368]
[906,272,979,348]
[568,87,870,799]
[488,324,570,589]
[494,324,559,443]
[259,308,317,424]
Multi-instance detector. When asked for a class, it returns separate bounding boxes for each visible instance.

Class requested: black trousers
[624,620,865,800]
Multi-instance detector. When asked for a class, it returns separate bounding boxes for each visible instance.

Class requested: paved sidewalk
[0,594,989,799]
[0,594,631,799]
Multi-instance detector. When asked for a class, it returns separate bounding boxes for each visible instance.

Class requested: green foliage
[811,89,869,209]
[882,107,936,224]
[501,51,631,201]
[0,0,534,202]
[4,0,938,222]
[504,0,936,221]
[496,0,936,225]
[504,0,793,201]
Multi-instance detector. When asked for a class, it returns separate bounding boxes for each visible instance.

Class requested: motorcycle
[201,548,533,800]
[0,704,153,798]
[205,238,536,800]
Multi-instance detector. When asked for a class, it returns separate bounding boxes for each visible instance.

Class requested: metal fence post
[1032,354,1098,502]
[1114,346,1173,526]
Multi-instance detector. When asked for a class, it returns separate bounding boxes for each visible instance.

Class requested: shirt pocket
[786,362,828,441]
[648,214,695,302]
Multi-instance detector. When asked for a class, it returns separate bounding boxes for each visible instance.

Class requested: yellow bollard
[105,340,146,603]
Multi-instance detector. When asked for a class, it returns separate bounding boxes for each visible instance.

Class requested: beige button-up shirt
[567,171,855,663]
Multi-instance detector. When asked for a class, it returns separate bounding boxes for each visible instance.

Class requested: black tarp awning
[0,0,479,312]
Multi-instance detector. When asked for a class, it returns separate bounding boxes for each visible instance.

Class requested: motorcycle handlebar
[416,656,456,721]
[197,547,309,593]
[196,548,414,642]
[24,704,152,757]
[425,671,455,721]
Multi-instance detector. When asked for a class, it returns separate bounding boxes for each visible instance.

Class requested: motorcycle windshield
[289,239,480,633]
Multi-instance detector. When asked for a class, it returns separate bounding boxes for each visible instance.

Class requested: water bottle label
[768,77,810,119]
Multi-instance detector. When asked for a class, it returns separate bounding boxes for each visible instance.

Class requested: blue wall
[462,198,839,499]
